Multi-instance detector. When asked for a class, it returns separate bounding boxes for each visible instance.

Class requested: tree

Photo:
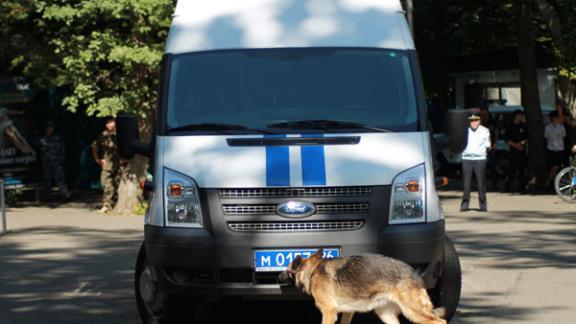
[410,0,518,108]
[0,1,59,86]
[517,0,548,186]
[408,0,554,185]
[45,0,172,213]
[2,0,173,213]
[536,0,576,117]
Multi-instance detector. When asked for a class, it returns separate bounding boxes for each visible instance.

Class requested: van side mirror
[116,113,151,159]
[445,109,468,153]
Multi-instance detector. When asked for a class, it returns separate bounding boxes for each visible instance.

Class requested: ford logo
[276,200,316,218]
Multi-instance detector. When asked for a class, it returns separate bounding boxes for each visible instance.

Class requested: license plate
[254,248,340,272]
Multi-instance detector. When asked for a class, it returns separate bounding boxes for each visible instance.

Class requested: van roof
[166,0,414,54]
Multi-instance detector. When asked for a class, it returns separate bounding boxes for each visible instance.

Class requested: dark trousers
[507,149,527,192]
[462,159,487,210]
[42,164,69,196]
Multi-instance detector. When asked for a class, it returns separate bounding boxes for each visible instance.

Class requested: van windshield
[166,48,419,134]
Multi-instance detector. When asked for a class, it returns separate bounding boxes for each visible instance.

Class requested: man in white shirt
[544,110,566,187]
[461,111,491,212]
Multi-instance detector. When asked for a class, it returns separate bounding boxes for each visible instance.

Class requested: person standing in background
[39,120,71,199]
[479,105,493,136]
[92,117,119,213]
[544,111,566,188]
[461,111,491,212]
[506,110,528,192]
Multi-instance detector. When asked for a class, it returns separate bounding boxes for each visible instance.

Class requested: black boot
[460,201,469,212]
[479,201,487,212]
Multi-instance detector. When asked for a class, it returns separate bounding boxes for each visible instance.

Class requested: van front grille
[316,203,368,214]
[227,221,364,233]
[223,204,276,215]
[223,203,368,215]
[218,187,372,198]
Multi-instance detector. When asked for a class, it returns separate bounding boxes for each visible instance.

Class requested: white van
[117,1,468,322]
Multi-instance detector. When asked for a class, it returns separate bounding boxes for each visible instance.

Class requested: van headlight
[164,168,203,228]
[389,164,426,224]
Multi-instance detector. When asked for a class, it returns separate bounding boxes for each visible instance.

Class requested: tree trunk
[433,0,450,114]
[517,0,547,187]
[113,156,147,214]
[113,114,152,214]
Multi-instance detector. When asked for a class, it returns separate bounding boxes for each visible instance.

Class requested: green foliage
[402,0,523,99]
[399,0,576,102]
[549,0,576,81]
[5,189,23,207]
[0,1,61,87]
[412,0,518,56]
[1,0,172,118]
[132,200,148,216]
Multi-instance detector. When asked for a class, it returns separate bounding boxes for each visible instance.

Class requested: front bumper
[144,220,445,296]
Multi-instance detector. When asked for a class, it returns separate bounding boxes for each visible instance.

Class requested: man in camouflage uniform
[92,117,119,212]
[39,120,70,199]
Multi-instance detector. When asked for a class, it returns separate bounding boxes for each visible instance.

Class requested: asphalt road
[0,191,575,323]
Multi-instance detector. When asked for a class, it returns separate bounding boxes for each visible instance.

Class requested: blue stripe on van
[265,135,290,186]
[301,134,327,186]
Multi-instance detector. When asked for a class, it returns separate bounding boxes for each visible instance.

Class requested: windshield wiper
[169,123,271,134]
[267,120,389,132]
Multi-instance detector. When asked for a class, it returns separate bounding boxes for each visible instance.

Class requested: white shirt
[544,123,565,152]
[462,125,491,160]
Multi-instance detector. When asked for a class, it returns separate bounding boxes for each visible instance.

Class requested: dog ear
[312,248,324,259]
[293,255,303,269]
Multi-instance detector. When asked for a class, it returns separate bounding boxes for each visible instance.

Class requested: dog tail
[416,288,445,319]
[396,288,447,324]
[433,306,446,318]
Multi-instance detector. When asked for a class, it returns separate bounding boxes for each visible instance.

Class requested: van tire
[135,243,196,323]
[429,236,462,321]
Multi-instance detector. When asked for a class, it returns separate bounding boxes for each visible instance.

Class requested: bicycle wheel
[554,167,576,203]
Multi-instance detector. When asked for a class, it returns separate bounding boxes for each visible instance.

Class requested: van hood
[158,133,429,188]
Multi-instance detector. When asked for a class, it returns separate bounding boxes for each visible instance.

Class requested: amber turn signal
[406,180,420,193]
[169,183,183,197]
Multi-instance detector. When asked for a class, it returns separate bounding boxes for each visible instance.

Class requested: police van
[117,0,468,322]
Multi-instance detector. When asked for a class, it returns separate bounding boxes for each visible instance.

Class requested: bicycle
[554,147,576,203]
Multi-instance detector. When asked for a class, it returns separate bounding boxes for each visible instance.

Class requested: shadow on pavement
[445,208,575,323]
[453,293,562,323]
[448,211,576,270]
[189,298,405,324]
[16,189,102,210]
[2,198,573,323]
[0,226,142,324]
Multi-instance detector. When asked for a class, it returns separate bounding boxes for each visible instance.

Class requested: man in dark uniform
[92,117,118,213]
[39,121,71,199]
[506,110,528,192]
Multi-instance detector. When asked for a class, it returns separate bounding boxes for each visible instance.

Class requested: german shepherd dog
[278,249,446,324]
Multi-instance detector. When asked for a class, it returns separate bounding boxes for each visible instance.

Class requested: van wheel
[135,243,195,323]
[429,236,462,321]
